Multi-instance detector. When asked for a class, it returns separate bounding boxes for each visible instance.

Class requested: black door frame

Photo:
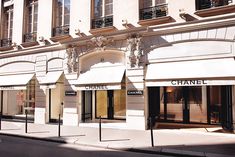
[82,91,93,122]
[95,90,115,120]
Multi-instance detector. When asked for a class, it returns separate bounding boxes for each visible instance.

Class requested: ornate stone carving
[90,36,113,51]
[66,47,79,73]
[127,34,143,68]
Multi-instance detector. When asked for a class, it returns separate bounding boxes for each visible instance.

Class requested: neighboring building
[0,0,235,131]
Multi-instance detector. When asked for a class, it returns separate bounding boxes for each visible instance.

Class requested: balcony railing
[52,25,70,37]
[91,16,113,29]
[139,4,168,20]
[196,0,233,10]
[24,32,37,43]
[1,38,12,47]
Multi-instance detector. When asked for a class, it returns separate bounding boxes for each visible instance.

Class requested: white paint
[34,108,46,124]
[146,58,235,80]
[149,41,233,61]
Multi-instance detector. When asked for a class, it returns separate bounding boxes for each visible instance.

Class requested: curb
[0,132,233,157]
[0,132,204,157]
[0,132,67,144]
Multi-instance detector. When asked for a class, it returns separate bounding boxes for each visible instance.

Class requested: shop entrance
[148,86,233,127]
[82,91,92,122]
[159,86,204,123]
[95,90,126,120]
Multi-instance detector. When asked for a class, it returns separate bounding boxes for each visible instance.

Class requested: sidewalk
[1,120,235,157]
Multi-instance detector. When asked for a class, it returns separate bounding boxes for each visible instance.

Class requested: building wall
[0,0,235,130]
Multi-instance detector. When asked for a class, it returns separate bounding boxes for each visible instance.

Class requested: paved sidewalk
[1,120,235,157]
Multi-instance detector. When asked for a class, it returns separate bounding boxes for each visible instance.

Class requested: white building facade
[0,0,235,131]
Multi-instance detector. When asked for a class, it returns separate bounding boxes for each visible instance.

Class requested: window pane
[94,0,102,18]
[105,4,112,15]
[64,15,70,25]
[165,87,183,122]
[143,0,152,8]
[155,0,166,5]
[114,90,126,119]
[96,91,108,118]
[189,87,206,123]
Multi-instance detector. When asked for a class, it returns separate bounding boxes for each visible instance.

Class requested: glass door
[82,91,92,122]
[160,87,184,122]
[96,90,126,119]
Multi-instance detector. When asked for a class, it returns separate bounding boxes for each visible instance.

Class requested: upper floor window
[196,0,233,10]
[139,0,168,20]
[24,0,38,43]
[52,0,70,37]
[91,0,113,29]
[1,4,13,47]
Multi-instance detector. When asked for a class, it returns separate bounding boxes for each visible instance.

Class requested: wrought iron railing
[196,0,233,10]
[1,38,12,47]
[52,25,70,37]
[139,4,168,20]
[91,15,113,29]
[24,32,37,43]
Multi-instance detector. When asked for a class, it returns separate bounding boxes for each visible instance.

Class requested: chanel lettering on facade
[127,90,143,95]
[65,90,77,96]
[171,80,207,86]
[85,85,108,90]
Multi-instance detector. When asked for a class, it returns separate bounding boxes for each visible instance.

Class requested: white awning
[40,71,63,89]
[0,73,34,90]
[146,58,235,86]
[76,64,125,90]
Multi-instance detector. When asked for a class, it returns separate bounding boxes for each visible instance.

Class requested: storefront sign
[85,85,108,90]
[0,86,27,90]
[146,80,235,87]
[65,90,77,96]
[127,90,143,95]
[171,80,207,86]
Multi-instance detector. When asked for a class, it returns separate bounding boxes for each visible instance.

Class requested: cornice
[0,43,62,59]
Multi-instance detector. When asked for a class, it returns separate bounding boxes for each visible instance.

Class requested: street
[0,135,174,157]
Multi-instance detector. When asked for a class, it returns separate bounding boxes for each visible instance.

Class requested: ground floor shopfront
[81,90,126,122]
[148,85,234,130]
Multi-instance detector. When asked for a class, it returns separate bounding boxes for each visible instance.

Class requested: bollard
[99,116,101,142]
[58,114,61,137]
[25,110,28,133]
[150,117,154,147]
[0,112,1,130]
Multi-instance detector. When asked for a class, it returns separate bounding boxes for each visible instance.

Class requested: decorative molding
[66,47,79,73]
[90,36,113,51]
[127,34,144,68]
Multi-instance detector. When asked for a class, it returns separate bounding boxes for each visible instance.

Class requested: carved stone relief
[90,36,113,51]
[66,47,79,73]
[127,34,144,68]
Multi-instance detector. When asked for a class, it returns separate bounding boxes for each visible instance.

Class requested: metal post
[99,116,101,142]
[0,91,3,130]
[58,114,61,137]
[25,110,28,133]
[0,111,2,130]
[150,117,154,147]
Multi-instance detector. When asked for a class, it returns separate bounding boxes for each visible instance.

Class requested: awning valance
[40,71,63,89]
[76,64,125,90]
[146,58,235,86]
[0,73,34,90]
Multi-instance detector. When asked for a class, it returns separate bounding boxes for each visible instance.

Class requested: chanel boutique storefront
[76,50,126,122]
[146,58,235,130]
[0,74,36,119]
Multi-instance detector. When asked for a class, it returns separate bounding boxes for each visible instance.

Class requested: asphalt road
[0,135,174,157]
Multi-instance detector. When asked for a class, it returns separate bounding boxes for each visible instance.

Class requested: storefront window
[209,86,222,124]
[114,89,126,119]
[189,87,207,123]
[96,90,126,119]
[160,87,183,122]
[25,79,35,115]
[96,90,108,118]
